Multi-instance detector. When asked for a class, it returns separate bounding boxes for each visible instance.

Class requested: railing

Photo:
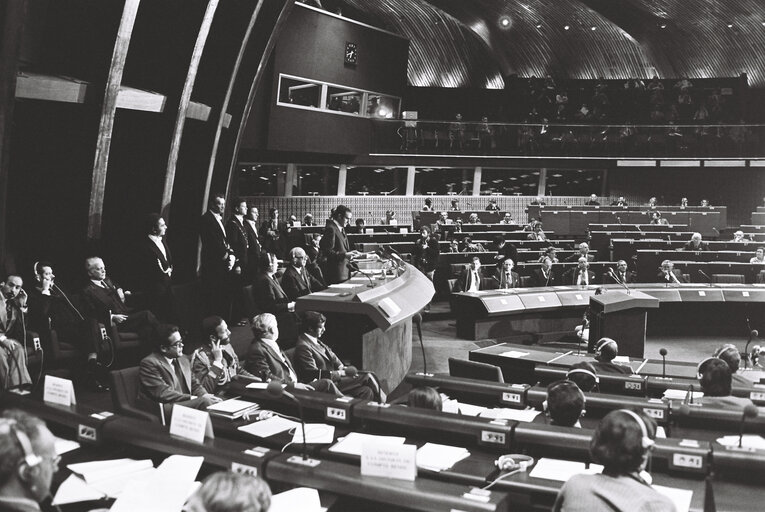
[370,119,765,159]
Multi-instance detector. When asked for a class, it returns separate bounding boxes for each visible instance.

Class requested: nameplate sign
[361,442,416,481]
[169,405,212,444]
[43,376,76,406]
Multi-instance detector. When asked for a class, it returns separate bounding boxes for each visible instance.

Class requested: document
[52,474,108,505]
[662,389,704,401]
[206,398,258,414]
[245,382,269,389]
[479,408,540,422]
[329,432,406,456]
[528,458,603,482]
[270,488,324,512]
[329,283,358,289]
[109,455,202,512]
[310,292,342,296]
[54,436,80,456]
[238,416,299,438]
[67,458,154,484]
[455,402,487,416]
[716,434,765,450]
[653,485,693,512]
[500,350,529,359]
[292,423,335,444]
[416,443,470,472]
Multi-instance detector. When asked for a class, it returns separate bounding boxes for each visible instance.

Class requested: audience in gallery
[421,197,433,211]
[610,196,628,206]
[648,211,669,225]
[590,338,634,375]
[191,316,257,394]
[184,471,271,512]
[584,194,600,206]
[450,199,461,211]
[532,380,586,427]
[697,357,756,409]
[565,242,593,263]
[485,198,500,211]
[407,386,443,411]
[553,409,674,512]
[499,212,514,224]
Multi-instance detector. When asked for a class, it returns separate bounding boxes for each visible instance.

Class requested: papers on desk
[67,458,154,485]
[292,423,335,444]
[717,434,765,450]
[329,432,406,456]
[206,397,259,420]
[238,416,299,438]
[528,458,604,482]
[653,485,693,512]
[270,488,325,512]
[110,455,203,512]
[663,389,704,401]
[329,283,358,289]
[479,408,540,422]
[613,356,630,364]
[500,350,529,359]
[245,382,269,390]
[416,443,470,472]
[52,475,108,505]
[54,436,80,456]
[310,291,342,297]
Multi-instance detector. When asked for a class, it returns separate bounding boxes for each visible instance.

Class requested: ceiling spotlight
[499,16,511,29]
[591,26,597,31]
[536,22,542,29]
[659,22,667,29]
[727,22,734,28]
[564,25,570,30]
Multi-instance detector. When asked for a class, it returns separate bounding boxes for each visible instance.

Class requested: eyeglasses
[168,341,184,348]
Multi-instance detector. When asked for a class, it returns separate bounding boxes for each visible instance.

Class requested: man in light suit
[319,205,361,285]
[139,324,221,414]
[137,214,174,320]
[200,193,235,319]
[294,312,380,401]
[0,274,32,389]
[281,247,324,301]
[244,313,341,396]
[191,316,258,394]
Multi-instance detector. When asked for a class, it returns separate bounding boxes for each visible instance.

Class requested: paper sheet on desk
[54,436,80,456]
[528,458,604,482]
[270,487,324,512]
[292,423,335,444]
[238,416,299,438]
[245,382,269,389]
[109,455,202,512]
[329,432,406,456]
[663,389,704,401]
[67,458,154,484]
[500,350,529,359]
[52,475,108,505]
[329,283,358,289]
[416,443,470,471]
[717,434,765,450]
[480,408,540,422]
[653,485,693,512]
[310,292,342,296]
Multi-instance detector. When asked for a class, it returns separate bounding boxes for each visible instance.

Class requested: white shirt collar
[261,337,281,354]
[303,333,319,344]
[235,214,244,222]
[165,356,176,366]
[148,234,163,243]
[210,210,222,221]
[91,279,106,287]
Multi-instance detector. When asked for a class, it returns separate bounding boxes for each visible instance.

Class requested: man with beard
[191,316,258,394]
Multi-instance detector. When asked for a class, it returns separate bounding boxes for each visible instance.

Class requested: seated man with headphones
[590,338,634,375]
[553,409,675,512]
[712,344,754,389]
[532,380,586,428]
[566,362,600,393]
[0,409,59,511]
[697,357,756,409]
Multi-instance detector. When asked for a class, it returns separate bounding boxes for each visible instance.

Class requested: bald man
[281,247,325,301]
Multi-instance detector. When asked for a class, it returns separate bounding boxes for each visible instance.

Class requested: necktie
[303,270,311,289]
[172,359,188,393]
[5,300,13,328]
[101,280,108,289]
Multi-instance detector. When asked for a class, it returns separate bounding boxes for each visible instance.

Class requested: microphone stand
[609,268,631,295]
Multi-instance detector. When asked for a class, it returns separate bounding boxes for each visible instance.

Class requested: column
[405,166,415,196]
[472,166,482,196]
[285,162,296,197]
[337,164,347,196]
[537,168,547,196]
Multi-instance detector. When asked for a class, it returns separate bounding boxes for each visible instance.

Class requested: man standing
[244,206,262,279]
[281,247,324,301]
[0,275,32,390]
[200,194,235,318]
[227,199,250,325]
[137,214,173,320]
[260,208,287,258]
[319,205,361,285]
[139,324,221,414]
[191,316,257,394]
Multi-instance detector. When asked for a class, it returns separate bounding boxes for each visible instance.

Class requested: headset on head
[543,380,587,416]
[566,367,600,385]
[0,419,42,469]
[696,356,720,380]
[594,337,617,358]
[713,344,738,360]
[618,409,654,450]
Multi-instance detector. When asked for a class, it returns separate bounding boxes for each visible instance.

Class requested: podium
[296,262,434,393]
[589,291,659,358]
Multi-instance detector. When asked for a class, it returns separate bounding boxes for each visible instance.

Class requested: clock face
[345,42,357,65]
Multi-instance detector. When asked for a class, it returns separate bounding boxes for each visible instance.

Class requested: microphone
[659,348,667,379]
[738,405,759,448]
[744,321,758,365]
[608,268,630,295]
[617,216,622,225]
[684,384,695,405]
[266,381,311,461]
[413,312,427,374]
[698,269,712,286]
[347,262,374,288]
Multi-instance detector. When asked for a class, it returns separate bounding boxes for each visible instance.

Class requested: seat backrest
[283,347,296,368]
[447,278,458,292]
[448,357,504,383]
[712,274,745,284]
[110,367,159,423]
[520,275,532,287]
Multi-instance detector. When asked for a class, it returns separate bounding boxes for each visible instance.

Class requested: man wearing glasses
[281,247,325,301]
[139,324,221,414]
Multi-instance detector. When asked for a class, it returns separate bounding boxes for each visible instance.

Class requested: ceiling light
[727,22,734,28]
[591,26,597,31]
[499,16,511,29]
[536,23,542,29]
[564,25,570,30]
[659,23,667,29]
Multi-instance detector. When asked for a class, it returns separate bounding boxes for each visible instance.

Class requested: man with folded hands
[191,316,259,394]
[294,312,382,401]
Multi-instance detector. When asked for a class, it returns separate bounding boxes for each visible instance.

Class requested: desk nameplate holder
[326,396,354,424]
[78,411,115,445]
[232,446,271,477]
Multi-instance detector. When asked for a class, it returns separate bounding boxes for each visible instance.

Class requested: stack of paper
[416,443,470,472]
[653,485,693,512]
[269,487,324,512]
[663,389,704,401]
[479,408,540,422]
[206,398,259,420]
[55,458,156,505]
[110,455,203,512]
[329,432,406,456]
[238,416,299,438]
[528,458,603,482]
[292,424,335,444]
[717,434,765,450]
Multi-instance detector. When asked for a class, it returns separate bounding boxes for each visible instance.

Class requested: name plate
[43,376,76,406]
[361,442,416,481]
[169,405,213,444]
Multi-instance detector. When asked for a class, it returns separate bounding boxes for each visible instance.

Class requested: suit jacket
[412,236,440,273]
[565,252,595,263]
[531,268,557,287]
[137,236,173,295]
[591,360,634,375]
[243,219,262,276]
[657,269,686,284]
[191,343,255,393]
[226,216,249,274]
[455,267,483,292]
[82,277,128,323]
[260,219,288,255]
[493,242,518,264]
[293,334,344,382]
[319,220,351,284]
[495,270,520,289]
[602,270,635,284]
[281,265,323,301]
[564,268,597,285]
[252,272,291,314]
[553,473,675,512]
[245,338,297,383]
[0,294,24,340]
[139,351,207,404]
[200,211,231,280]
[683,241,709,251]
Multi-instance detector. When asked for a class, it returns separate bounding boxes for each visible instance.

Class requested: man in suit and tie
[294,312,381,401]
[200,193,236,319]
[495,258,520,289]
[244,313,341,396]
[682,232,709,251]
[244,206,262,279]
[82,257,159,351]
[226,199,250,325]
[565,258,597,286]
[191,316,258,394]
[603,260,635,285]
[252,252,299,346]
[137,214,174,320]
[319,205,361,285]
[281,247,324,301]
[455,257,483,292]
[531,257,557,287]
[0,274,32,389]
[260,208,288,258]
[139,324,221,414]
[565,242,595,262]
[657,260,686,284]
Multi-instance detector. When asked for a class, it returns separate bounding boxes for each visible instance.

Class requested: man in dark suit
[602,260,635,285]
[584,194,600,206]
[610,196,628,207]
[82,256,159,352]
[590,337,634,374]
[260,208,288,258]
[252,252,299,346]
[490,235,518,270]
[657,260,686,284]
[281,247,324,302]
[454,257,483,292]
[682,232,709,251]
[531,257,557,287]
[137,214,173,320]
[565,242,595,262]
[495,259,520,289]
[243,206,262,279]
[564,258,597,285]
[319,205,361,285]
[244,313,341,396]
[0,274,32,389]
[226,199,250,324]
[294,312,380,401]
[412,226,440,278]
[139,324,221,414]
[200,193,235,319]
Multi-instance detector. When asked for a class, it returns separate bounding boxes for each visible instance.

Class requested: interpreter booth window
[545,170,604,196]
[366,93,401,119]
[296,165,339,196]
[278,76,321,108]
[481,169,540,195]
[237,165,283,196]
[326,87,363,115]
[413,168,473,196]
[346,167,406,196]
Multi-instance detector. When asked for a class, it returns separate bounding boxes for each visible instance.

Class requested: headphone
[566,367,599,385]
[618,409,654,450]
[0,419,42,470]
[543,380,587,417]
[495,454,535,472]
[696,356,719,380]
[33,261,41,282]
[594,338,617,358]
[713,344,738,360]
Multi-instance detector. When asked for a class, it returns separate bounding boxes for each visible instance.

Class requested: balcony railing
[370,119,765,159]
